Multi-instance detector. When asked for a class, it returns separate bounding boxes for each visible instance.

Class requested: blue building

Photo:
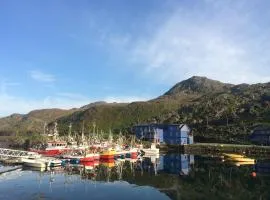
[133,124,193,145]
[250,126,270,145]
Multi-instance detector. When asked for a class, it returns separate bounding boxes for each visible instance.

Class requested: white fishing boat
[22,158,47,168]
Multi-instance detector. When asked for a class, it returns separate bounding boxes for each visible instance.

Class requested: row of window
[49,143,66,147]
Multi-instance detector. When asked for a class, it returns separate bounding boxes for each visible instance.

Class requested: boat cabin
[47,141,67,148]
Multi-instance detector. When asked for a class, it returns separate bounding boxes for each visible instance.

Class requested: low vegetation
[0,76,269,145]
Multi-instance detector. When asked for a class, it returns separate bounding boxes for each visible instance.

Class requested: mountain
[164,76,233,95]
[79,101,108,110]
[0,76,270,144]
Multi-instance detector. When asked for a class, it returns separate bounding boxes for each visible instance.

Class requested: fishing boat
[30,141,70,156]
[29,122,71,156]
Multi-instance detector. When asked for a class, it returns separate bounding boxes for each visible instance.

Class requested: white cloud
[29,70,55,82]
[127,1,270,84]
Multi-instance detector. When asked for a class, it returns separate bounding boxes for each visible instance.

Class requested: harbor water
[0,154,270,200]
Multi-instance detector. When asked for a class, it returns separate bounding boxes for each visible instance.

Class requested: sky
[0,0,270,117]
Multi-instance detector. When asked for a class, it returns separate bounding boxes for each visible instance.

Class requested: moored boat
[30,141,70,156]
[80,153,94,162]
[100,149,116,160]
[22,158,47,168]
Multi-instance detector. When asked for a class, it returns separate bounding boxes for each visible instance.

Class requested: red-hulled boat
[29,122,72,156]
[30,141,70,156]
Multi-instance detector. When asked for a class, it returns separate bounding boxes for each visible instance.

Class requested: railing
[0,148,38,158]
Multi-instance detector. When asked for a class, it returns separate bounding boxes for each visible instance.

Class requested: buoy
[251,172,257,177]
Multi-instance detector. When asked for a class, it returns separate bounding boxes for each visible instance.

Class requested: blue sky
[0,0,270,116]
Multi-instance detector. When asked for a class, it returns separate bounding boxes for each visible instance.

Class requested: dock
[159,143,270,155]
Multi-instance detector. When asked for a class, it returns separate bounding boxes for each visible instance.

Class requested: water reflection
[1,154,270,200]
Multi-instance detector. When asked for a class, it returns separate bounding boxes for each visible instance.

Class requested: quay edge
[158,143,270,155]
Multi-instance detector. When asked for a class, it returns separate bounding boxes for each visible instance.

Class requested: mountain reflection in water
[0,154,270,200]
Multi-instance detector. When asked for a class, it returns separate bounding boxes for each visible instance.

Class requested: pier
[183,143,270,155]
[158,143,270,155]
[0,148,38,158]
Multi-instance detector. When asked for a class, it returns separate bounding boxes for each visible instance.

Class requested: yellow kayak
[223,153,245,158]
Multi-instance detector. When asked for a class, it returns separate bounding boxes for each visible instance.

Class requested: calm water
[0,154,270,200]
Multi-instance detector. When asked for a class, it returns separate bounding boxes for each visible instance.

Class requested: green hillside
[0,76,270,145]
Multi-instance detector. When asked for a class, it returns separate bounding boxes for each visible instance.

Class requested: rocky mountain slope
[1,76,269,143]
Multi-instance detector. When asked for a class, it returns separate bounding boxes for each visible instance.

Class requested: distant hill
[1,76,270,143]
[0,108,75,134]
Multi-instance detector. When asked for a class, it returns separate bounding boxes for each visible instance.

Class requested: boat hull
[30,149,68,156]
[22,158,46,168]
[80,157,94,162]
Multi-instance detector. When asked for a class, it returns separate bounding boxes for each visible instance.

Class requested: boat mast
[108,129,113,144]
[68,123,72,142]
[81,121,85,143]
[53,122,59,141]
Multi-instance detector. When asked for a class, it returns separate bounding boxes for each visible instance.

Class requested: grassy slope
[0,76,269,144]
